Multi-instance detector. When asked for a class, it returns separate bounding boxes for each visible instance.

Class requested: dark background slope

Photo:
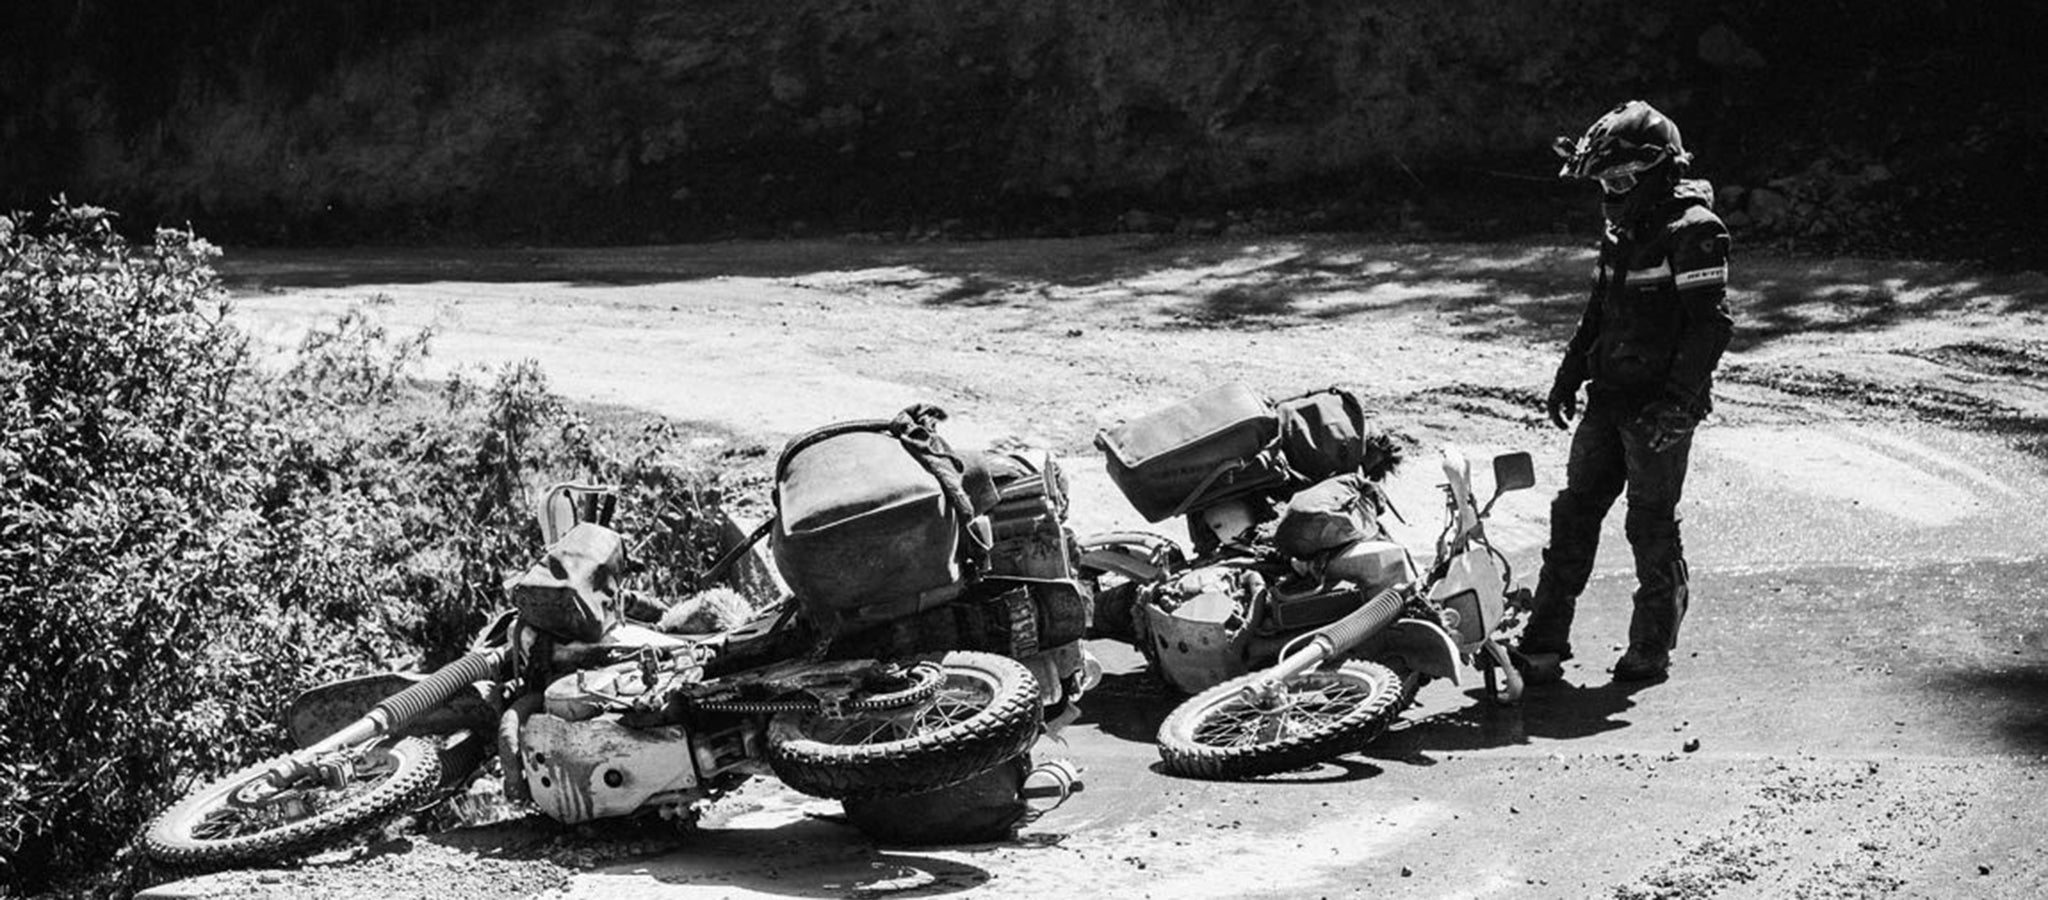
[2,0,2041,259]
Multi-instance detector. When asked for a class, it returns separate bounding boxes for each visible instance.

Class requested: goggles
[1552,133,1667,193]
[1596,170,1639,194]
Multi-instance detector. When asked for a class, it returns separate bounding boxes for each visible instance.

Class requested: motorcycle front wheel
[143,736,441,869]
[1156,659,1405,780]
[767,650,1041,800]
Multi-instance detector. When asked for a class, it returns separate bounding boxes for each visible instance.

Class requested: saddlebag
[772,407,992,627]
[1096,383,1287,522]
[982,451,1077,581]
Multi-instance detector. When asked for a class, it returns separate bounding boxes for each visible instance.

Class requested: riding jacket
[1557,179,1734,416]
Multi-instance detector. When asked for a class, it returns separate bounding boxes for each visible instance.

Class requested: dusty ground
[144,235,2048,899]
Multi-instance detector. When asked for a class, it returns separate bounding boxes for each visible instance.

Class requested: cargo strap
[1165,456,1252,520]
[700,516,775,586]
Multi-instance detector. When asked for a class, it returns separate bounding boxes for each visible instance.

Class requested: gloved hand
[1638,402,1698,453]
[1545,377,1580,430]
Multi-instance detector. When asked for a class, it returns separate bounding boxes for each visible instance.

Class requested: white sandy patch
[1706,426,1999,526]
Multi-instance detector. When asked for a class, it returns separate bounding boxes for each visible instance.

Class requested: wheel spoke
[186,750,400,842]
[1189,673,1380,750]
[807,673,996,746]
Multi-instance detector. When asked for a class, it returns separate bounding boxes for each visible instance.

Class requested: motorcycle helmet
[1552,100,1692,195]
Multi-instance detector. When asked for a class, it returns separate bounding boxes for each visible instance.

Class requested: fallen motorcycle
[1076,383,1535,777]
[1080,382,1416,693]
[1152,446,1535,778]
[143,407,1086,867]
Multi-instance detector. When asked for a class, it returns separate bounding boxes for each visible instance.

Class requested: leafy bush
[0,203,732,896]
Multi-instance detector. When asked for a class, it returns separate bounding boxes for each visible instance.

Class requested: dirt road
[149,235,2048,898]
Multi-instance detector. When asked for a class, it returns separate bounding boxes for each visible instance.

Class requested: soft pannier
[1095,383,1286,522]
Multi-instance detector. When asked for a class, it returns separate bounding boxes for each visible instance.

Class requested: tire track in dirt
[1722,338,2048,459]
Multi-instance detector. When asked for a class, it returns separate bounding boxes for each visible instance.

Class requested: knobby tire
[143,736,441,869]
[1156,659,1405,780]
[766,651,1041,799]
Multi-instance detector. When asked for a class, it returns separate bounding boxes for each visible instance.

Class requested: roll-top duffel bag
[1095,382,1287,522]
[772,405,993,627]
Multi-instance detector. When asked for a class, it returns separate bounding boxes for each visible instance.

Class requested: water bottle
[1077,647,1104,694]
[1020,758,1081,818]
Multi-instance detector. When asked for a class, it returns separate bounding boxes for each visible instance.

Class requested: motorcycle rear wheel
[143,736,441,869]
[767,650,1041,800]
[1156,659,1404,780]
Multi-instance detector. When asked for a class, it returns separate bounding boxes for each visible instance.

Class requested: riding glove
[1638,401,1697,453]
[1545,375,1580,430]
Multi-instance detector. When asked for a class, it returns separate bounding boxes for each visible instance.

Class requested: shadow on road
[427,806,999,898]
[1142,756,1385,785]
[1072,669,1176,745]
[220,237,2048,360]
[1924,664,2048,756]
[1365,679,1661,758]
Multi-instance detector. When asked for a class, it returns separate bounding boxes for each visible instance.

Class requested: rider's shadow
[1360,678,1657,760]
[438,806,997,898]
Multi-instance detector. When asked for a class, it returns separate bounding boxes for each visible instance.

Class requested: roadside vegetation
[0,203,730,896]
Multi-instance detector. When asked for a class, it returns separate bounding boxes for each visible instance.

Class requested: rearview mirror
[1478,452,1536,518]
[1492,452,1536,494]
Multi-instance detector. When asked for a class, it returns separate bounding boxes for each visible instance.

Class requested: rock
[768,70,809,105]
[1119,209,1175,233]
[1697,24,1767,70]
[1747,188,1791,227]
[1683,737,1701,753]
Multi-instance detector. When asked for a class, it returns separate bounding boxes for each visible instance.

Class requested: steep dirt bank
[140,234,2048,899]
[7,2,2043,257]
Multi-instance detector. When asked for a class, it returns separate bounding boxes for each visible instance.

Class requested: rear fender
[1077,532,1185,583]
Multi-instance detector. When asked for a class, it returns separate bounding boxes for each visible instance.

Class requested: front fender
[1350,618,1463,684]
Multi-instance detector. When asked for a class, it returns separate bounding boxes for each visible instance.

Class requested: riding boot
[1520,550,1587,659]
[1521,489,1610,660]
[1618,531,1688,681]
[1627,557,1688,649]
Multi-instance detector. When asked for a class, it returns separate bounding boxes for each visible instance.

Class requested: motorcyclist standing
[1516,100,1734,683]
